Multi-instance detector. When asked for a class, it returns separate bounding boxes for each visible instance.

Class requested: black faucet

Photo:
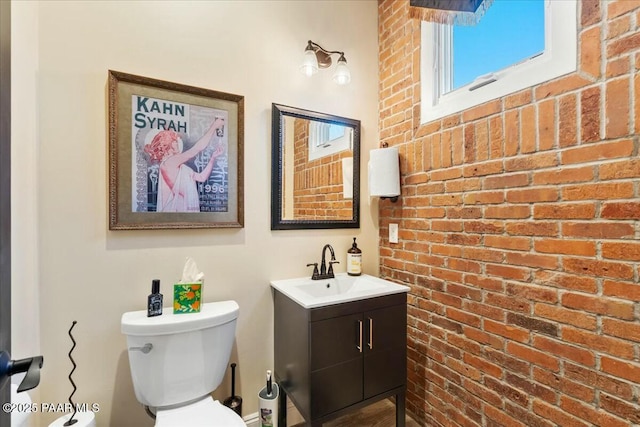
[307,244,340,280]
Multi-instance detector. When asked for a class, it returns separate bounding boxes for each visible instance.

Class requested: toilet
[121,300,245,427]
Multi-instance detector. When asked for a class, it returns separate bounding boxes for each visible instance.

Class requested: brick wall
[378,1,640,425]
[292,119,353,219]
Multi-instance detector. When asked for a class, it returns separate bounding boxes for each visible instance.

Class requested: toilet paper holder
[368,143,400,203]
[0,351,44,392]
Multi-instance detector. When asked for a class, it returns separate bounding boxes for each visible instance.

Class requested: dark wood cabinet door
[310,357,363,417]
[363,304,407,399]
[310,313,363,370]
[310,313,364,417]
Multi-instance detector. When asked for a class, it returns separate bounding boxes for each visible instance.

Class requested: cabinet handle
[368,317,373,350]
[356,320,363,353]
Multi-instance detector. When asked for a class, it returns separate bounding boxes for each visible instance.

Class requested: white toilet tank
[121,301,239,408]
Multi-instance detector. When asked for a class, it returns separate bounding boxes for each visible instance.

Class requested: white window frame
[308,122,353,161]
[420,0,577,124]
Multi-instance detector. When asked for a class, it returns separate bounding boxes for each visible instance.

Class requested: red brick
[600,393,640,425]
[440,130,452,168]
[602,241,640,261]
[602,279,640,300]
[486,264,530,281]
[507,342,559,371]
[562,221,634,239]
[563,327,635,359]
[605,77,630,138]
[506,282,557,304]
[562,139,633,164]
[558,94,578,147]
[532,166,594,185]
[485,403,527,427]
[465,301,505,322]
[484,206,530,220]
[464,247,504,262]
[535,74,591,100]
[606,56,630,78]
[505,152,558,172]
[533,203,596,219]
[463,159,503,177]
[600,356,640,383]
[506,188,558,203]
[506,221,558,237]
[599,158,640,179]
[564,363,633,400]
[534,239,596,256]
[563,258,634,280]
[504,110,519,156]
[606,29,640,58]
[535,269,596,291]
[463,191,504,205]
[484,173,529,189]
[580,86,601,142]
[506,252,558,269]
[462,99,501,122]
[521,105,536,154]
[607,0,640,19]
[485,319,529,343]
[562,182,634,200]
[607,14,631,39]
[462,124,474,164]
[600,202,640,220]
[534,335,595,366]
[602,318,640,343]
[537,99,556,151]
[560,395,629,427]
[533,399,590,427]
[463,352,502,378]
[581,0,600,26]
[451,126,464,165]
[489,115,504,159]
[580,26,601,79]
[430,166,462,181]
[534,303,597,330]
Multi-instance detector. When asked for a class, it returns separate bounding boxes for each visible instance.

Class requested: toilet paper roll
[48,411,96,427]
[368,147,400,198]
[10,383,32,427]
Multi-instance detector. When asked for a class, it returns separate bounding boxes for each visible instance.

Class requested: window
[308,122,353,161]
[420,0,577,124]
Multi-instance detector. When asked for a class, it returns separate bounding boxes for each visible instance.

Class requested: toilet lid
[155,397,245,427]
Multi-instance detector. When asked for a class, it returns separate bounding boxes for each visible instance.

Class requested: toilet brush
[64,321,78,426]
[223,362,242,416]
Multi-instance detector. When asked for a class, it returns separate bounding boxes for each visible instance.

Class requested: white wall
[12,1,379,426]
[11,1,40,404]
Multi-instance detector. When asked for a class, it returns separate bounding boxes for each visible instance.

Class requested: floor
[288,398,421,427]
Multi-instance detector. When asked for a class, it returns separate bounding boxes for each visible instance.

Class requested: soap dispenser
[147,279,163,317]
[347,237,362,276]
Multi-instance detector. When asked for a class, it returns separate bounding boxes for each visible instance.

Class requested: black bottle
[147,279,163,317]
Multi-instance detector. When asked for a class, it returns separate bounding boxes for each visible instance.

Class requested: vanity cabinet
[273,290,407,426]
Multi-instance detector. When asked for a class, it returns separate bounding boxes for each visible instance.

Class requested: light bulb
[332,56,351,85]
[300,48,318,77]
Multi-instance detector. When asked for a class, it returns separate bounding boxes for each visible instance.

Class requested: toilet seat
[155,396,245,427]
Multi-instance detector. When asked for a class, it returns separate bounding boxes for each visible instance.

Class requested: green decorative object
[173,283,202,314]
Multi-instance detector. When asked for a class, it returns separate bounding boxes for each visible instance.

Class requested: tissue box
[173,283,202,314]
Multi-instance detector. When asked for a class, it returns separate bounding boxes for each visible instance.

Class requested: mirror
[271,103,360,230]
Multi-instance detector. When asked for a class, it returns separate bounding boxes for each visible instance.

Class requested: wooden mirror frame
[271,103,360,230]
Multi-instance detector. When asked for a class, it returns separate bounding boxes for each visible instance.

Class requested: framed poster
[108,70,244,229]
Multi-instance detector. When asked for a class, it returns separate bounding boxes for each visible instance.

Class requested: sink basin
[270,273,409,308]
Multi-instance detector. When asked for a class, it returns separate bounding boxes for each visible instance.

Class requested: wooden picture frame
[108,70,244,229]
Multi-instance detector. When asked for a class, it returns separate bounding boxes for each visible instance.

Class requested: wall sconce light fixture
[300,40,351,85]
